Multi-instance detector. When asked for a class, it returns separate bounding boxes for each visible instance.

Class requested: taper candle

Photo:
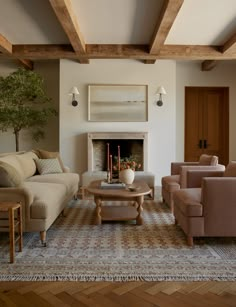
[110,154,112,180]
[107,143,110,171]
[118,145,120,171]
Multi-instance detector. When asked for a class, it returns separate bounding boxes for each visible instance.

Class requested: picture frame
[88,84,148,122]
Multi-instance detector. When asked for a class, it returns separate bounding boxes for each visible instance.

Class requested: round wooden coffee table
[87,180,151,225]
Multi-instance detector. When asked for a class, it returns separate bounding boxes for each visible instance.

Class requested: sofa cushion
[224,161,236,177]
[35,158,63,175]
[0,151,38,180]
[0,161,22,187]
[34,149,65,172]
[199,154,218,166]
[26,173,79,195]
[173,188,202,217]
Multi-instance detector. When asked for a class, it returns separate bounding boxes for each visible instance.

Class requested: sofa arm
[186,170,224,188]
[171,162,199,175]
[201,177,236,235]
[0,186,33,223]
[63,166,71,173]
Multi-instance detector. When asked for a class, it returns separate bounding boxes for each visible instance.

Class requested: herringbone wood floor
[0,281,236,306]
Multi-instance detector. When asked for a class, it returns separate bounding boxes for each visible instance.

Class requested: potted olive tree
[0,68,57,151]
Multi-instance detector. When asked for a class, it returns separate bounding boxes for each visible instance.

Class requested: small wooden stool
[0,202,23,263]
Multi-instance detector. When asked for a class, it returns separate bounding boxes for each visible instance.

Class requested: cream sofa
[0,150,79,245]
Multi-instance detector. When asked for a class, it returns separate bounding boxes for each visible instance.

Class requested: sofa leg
[40,231,47,247]
[73,192,78,200]
[187,236,194,247]
[61,209,66,217]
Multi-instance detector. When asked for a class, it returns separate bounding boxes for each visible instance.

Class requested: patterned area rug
[0,195,236,281]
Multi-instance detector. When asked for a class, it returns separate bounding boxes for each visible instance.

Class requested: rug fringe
[0,274,235,282]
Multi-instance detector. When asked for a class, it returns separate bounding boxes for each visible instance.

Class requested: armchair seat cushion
[162,175,180,192]
[173,188,202,217]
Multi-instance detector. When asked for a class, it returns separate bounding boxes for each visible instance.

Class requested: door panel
[185,88,203,161]
[204,90,221,155]
[185,87,229,165]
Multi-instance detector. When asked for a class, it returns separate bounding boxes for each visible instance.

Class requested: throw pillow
[35,158,63,175]
[0,161,22,187]
[33,149,65,172]
[224,161,236,177]
[199,154,218,166]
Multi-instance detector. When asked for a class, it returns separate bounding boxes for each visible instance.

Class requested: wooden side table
[0,202,23,263]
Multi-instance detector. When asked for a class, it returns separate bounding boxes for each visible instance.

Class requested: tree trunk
[14,130,20,152]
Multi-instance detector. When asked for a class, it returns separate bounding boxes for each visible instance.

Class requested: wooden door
[185,87,229,165]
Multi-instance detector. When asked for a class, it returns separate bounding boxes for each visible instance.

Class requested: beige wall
[59,59,177,185]
[0,60,60,153]
[176,61,236,161]
[1,59,235,185]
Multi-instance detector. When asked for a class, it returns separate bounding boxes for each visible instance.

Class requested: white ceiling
[0,0,235,45]
[72,0,164,44]
[0,0,69,44]
[165,0,236,45]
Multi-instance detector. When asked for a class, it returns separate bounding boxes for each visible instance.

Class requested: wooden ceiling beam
[16,59,34,70]
[149,0,184,55]
[0,34,12,54]
[49,0,89,64]
[201,60,218,71]
[159,45,224,59]
[221,32,236,54]
[143,60,157,64]
[8,43,236,60]
[0,34,33,70]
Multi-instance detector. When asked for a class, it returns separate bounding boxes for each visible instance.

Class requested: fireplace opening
[93,139,143,171]
[87,132,148,172]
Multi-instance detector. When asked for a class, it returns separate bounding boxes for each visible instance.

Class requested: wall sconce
[69,86,80,107]
[156,86,166,107]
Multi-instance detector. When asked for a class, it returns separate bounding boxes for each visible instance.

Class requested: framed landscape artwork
[88,84,148,122]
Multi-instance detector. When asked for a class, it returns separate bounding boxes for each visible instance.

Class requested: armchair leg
[187,236,194,247]
[174,218,178,225]
[170,199,174,214]
[40,231,47,247]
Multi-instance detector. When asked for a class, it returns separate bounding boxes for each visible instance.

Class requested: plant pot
[119,169,135,185]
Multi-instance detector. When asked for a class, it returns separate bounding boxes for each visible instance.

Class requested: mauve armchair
[161,154,224,213]
[173,162,236,246]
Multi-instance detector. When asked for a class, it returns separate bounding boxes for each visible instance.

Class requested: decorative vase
[119,169,135,185]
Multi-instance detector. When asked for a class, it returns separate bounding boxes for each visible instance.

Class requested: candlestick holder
[107,169,111,183]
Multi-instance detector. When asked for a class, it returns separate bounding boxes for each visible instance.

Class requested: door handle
[198,140,202,148]
[203,140,207,148]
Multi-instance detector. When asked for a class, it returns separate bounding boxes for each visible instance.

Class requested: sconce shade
[156,86,166,107]
[156,86,166,95]
[69,86,80,95]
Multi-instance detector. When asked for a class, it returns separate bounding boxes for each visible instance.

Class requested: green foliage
[0,68,57,151]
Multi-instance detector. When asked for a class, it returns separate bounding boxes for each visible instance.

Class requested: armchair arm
[201,177,236,235]
[171,162,199,175]
[179,165,225,188]
[186,170,224,188]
